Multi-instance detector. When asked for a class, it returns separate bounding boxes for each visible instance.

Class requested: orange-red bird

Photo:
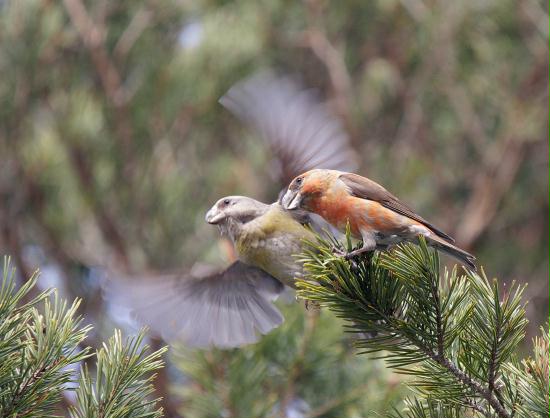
[281,169,476,270]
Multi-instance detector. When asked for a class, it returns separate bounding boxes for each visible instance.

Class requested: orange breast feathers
[307,188,420,238]
[307,186,365,237]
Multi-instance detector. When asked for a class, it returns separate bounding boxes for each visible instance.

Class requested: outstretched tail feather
[427,234,477,271]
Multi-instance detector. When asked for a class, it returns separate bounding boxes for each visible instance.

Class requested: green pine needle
[296,232,540,418]
[0,256,167,418]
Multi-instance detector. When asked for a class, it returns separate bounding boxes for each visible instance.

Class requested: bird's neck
[222,218,245,243]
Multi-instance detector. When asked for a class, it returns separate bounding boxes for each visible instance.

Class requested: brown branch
[454,54,548,247]
[299,0,358,145]
[150,337,181,418]
[455,138,527,247]
[62,0,120,103]
[62,0,137,180]
[6,358,63,418]
[435,354,511,418]
[114,8,153,59]
[430,273,444,356]
[303,30,352,124]
[398,0,429,22]
[66,146,129,269]
[371,316,511,418]
[393,2,464,148]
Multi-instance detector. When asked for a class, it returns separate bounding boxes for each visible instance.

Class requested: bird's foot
[343,247,374,260]
[332,243,384,269]
[331,246,348,257]
[331,245,369,260]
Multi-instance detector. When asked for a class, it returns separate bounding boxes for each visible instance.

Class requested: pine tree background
[0,0,548,417]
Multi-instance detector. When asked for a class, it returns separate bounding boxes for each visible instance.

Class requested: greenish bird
[104,71,357,348]
[205,196,317,287]
[107,197,319,348]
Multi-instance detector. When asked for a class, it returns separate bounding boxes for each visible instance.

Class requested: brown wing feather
[339,173,455,243]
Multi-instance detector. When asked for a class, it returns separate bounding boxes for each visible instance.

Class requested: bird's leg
[332,233,383,260]
[343,234,377,260]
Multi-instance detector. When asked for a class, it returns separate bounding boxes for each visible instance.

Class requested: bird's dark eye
[223,199,231,205]
[295,177,303,185]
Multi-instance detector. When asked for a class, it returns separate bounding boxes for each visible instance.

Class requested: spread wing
[339,172,455,243]
[220,71,358,189]
[103,261,285,348]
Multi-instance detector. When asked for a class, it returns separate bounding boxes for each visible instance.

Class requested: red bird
[281,169,476,270]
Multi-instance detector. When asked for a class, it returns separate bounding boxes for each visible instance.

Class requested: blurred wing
[220,71,358,188]
[339,173,454,243]
[104,261,285,348]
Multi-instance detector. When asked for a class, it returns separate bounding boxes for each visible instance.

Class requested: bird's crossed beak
[205,207,225,224]
[281,189,303,210]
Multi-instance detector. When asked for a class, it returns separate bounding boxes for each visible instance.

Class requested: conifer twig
[296,235,532,418]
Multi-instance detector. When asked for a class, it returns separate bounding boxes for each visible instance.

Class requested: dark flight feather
[220,71,358,189]
[104,261,284,348]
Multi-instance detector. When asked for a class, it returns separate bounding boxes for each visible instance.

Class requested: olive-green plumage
[206,196,317,288]
[234,203,317,287]
[107,196,317,349]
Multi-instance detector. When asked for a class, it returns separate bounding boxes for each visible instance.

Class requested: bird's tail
[426,234,477,271]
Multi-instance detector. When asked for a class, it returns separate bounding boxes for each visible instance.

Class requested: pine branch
[435,355,509,418]
[0,256,167,418]
[69,329,167,418]
[0,258,92,418]
[503,325,549,418]
[296,234,535,418]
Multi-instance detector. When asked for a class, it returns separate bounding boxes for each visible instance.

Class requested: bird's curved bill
[205,207,225,224]
[281,189,302,210]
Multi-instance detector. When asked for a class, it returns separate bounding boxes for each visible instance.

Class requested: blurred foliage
[0,0,547,417]
[173,302,406,418]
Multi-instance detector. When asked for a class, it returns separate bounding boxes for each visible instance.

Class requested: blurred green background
[0,0,547,417]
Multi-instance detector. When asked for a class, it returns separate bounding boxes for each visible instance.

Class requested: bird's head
[205,196,268,236]
[281,169,336,211]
